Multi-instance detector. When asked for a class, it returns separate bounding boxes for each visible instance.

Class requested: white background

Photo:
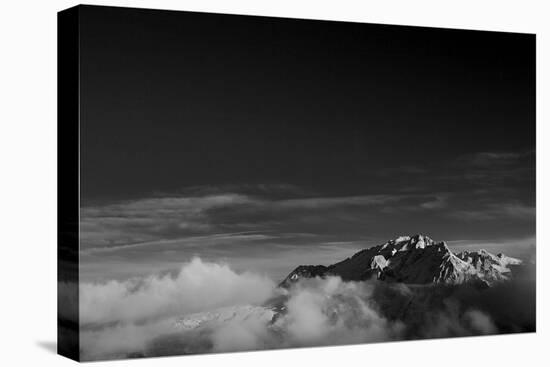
[0,0,547,365]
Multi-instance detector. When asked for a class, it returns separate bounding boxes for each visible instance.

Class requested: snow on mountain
[456,249,522,282]
[174,305,276,331]
[281,234,523,287]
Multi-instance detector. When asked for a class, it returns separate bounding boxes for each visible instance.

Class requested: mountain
[281,234,522,288]
[171,234,532,343]
[174,305,276,331]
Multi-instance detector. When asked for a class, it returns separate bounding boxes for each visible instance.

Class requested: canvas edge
[57,4,81,362]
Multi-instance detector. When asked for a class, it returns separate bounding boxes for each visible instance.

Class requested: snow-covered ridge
[281,234,523,287]
[174,305,275,331]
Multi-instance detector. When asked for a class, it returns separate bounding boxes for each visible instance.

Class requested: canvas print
[58,5,536,362]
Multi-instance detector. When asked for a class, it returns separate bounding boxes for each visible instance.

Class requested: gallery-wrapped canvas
[58,5,536,362]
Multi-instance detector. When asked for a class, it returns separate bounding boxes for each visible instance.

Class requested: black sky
[79,5,534,201]
[77,6,535,281]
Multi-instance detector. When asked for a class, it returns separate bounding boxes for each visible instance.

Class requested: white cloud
[80,258,275,325]
[79,262,405,359]
[278,277,404,346]
[79,259,530,361]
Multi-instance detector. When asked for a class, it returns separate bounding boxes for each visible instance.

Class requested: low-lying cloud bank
[75,259,535,361]
[80,258,275,325]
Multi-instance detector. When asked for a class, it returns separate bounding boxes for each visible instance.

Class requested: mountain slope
[281,234,522,287]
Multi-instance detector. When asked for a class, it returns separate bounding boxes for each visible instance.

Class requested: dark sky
[77,6,535,281]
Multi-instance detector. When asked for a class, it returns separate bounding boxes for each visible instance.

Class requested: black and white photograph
[53,3,537,363]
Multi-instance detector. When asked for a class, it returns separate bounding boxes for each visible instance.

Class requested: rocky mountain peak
[281,234,523,288]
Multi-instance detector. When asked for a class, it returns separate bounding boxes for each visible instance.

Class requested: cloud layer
[76,259,535,361]
[80,258,275,325]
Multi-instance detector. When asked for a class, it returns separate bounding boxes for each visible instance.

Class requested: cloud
[371,150,534,201]
[79,191,413,256]
[80,194,253,250]
[81,319,175,360]
[80,258,275,325]
[209,308,275,352]
[449,201,535,221]
[80,176,535,269]
[490,202,536,218]
[381,194,450,213]
[447,236,535,256]
[418,300,498,338]
[80,231,275,255]
[420,195,448,209]
[276,195,401,209]
[79,260,535,361]
[457,150,533,168]
[464,309,498,334]
[160,276,405,356]
[277,277,404,347]
[79,261,406,359]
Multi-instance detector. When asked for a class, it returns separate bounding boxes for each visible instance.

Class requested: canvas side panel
[57,5,80,362]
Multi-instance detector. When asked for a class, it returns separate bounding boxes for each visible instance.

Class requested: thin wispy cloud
[447,201,535,221]
[80,191,407,251]
[79,179,535,283]
[456,149,534,168]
